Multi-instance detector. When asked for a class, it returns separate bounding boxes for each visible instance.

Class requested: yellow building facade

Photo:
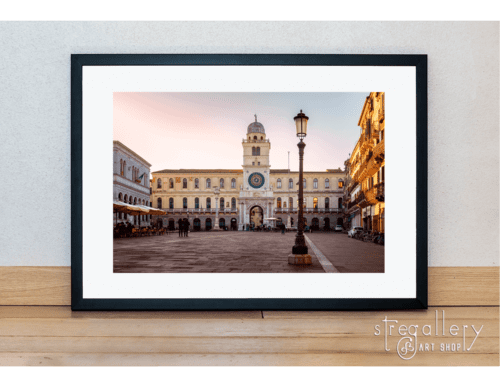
[344,92,385,233]
[151,118,345,231]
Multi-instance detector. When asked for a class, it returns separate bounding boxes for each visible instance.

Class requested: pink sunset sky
[113,92,369,173]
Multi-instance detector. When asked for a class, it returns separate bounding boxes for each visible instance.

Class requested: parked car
[348,226,364,238]
[334,225,343,232]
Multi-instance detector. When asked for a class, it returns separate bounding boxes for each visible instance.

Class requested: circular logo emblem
[248,172,265,189]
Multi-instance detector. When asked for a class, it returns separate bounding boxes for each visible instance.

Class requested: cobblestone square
[113,231,384,273]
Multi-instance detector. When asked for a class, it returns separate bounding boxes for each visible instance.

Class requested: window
[118,193,123,201]
[325,197,330,209]
[277,179,282,189]
[338,198,343,209]
[220,197,225,209]
[303,178,306,189]
[325,178,330,189]
[313,197,318,209]
[123,161,126,177]
[253,136,257,140]
[338,179,344,188]
[183,197,187,209]
[382,166,385,181]
[258,162,260,166]
[252,162,255,166]
[289,197,293,209]
[157,198,162,209]
[206,197,211,209]
[277,197,282,208]
[183,178,187,189]
[129,196,132,204]
[220,178,224,188]
[261,136,263,140]
[231,178,236,188]
[231,197,236,209]
[193,178,199,188]
[256,147,260,156]
[298,198,306,209]
[313,178,318,189]
[283,201,287,208]
[133,197,137,205]
[252,147,256,155]
[206,178,211,188]
[169,197,174,209]
[169,178,174,188]
[120,159,123,176]
[289,178,293,189]
[195,197,199,209]
[157,178,162,189]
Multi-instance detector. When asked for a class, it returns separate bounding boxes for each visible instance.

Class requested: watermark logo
[374,310,484,360]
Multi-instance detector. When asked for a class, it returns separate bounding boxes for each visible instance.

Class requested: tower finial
[254,114,257,122]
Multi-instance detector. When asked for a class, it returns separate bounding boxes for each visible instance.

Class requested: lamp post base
[288,254,312,265]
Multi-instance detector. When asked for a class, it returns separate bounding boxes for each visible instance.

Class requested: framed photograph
[71,54,427,310]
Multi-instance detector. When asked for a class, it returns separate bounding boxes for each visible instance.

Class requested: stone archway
[249,205,264,228]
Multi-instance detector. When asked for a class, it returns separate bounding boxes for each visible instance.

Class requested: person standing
[184,219,190,237]
[178,219,183,237]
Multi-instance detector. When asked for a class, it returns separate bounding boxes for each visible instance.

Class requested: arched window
[169,198,174,209]
[256,147,260,156]
[313,197,318,209]
[289,197,293,209]
[206,197,211,209]
[289,178,293,189]
[338,198,343,209]
[183,197,187,209]
[325,197,330,209]
[118,193,123,201]
[220,197,225,209]
[220,178,224,188]
[169,178,174,188]
[195,197,199,209]
[133,197,137,205]
[123,161,126,177]
[261,136,263,140]
[277,179,282,189]
[157,197,162,209]
[231,178,236,188]
[253,136,257,140]
[303,178,307,189]
[325,178,330,189]
[277,197,282,208]
[157,178,162,189]
[195,178,199,188]
[313,178,318,189]
[129,196,133,204]
[231,197,236,209]
[252,147,256,156]
[183,178,187,189]
[206,178,211,188]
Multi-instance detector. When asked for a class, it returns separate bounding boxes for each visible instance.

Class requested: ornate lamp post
[288,110,312,265]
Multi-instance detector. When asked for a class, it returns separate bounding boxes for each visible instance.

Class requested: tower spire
[254,114,257,122]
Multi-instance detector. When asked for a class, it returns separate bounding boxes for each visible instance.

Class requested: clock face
[248,172,265,189]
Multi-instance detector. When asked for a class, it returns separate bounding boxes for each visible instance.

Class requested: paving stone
[114,232,324,273]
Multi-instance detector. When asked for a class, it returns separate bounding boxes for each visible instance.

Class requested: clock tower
[238,115,274,230]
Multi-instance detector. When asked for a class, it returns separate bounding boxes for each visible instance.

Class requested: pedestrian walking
[281,223,285,235]
[178,220,183,237]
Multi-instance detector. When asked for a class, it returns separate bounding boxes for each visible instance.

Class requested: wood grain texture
[0,267,498,366]
[0,266,498,306]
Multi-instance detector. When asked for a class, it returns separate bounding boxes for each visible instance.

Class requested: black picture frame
[71,54,427,310]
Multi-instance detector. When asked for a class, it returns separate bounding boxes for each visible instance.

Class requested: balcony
[375,182,385,202]
[242,138,270,143]
[273,208,342,214]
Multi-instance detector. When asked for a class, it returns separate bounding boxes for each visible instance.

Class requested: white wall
[0,21,498,266]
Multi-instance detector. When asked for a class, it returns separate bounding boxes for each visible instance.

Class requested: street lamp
[289,110,312,265]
